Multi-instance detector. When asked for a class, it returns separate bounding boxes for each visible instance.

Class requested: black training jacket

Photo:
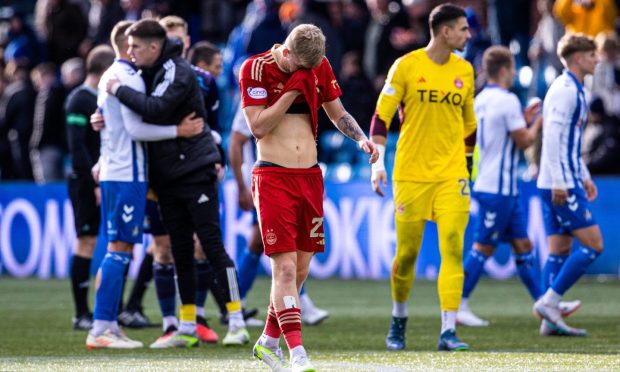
[115,38,221,187]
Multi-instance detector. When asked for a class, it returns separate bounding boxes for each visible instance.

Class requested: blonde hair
[557,33,596,62]
[285,24,326,68]
[159,15,187,33]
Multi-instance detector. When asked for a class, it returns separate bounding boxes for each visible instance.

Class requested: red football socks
[277,307,302,349]
[263,302,281,339]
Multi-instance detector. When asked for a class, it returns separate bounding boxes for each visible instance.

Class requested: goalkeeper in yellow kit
[370,3,477,351]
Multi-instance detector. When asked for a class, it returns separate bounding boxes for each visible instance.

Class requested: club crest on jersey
[265,229,277,245]
[247,87,267,99]
[454,77,463,89]
[397,204,405,215]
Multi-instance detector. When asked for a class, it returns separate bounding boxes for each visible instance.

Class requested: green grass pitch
[0,277,618,371]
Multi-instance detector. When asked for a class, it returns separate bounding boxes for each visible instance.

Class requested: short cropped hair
[285,24,325,68]
[87,45,115,75]
[61,57,84,81]
[159,15,187,33]
[429,3,467,34]
[187,41,220,66]
[557,33,596,61]
[126,19,167,43]
[482,45,514,80]
[110,20,134,51]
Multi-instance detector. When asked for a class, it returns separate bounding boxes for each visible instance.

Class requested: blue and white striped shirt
[538,70,591,190]
[97,59,177,182]
[473,85,526,196]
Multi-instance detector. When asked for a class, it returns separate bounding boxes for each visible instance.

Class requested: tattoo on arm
[335,112,365,142]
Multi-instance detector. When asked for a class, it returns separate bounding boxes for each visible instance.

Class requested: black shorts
[143,198,168,236]
[68,173,100,237]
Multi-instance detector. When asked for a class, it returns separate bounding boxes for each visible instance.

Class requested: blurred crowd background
[1,0,620,185]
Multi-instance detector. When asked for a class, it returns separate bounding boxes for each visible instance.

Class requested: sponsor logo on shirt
[416,90,463,105]
[247,87,267,99]
[417,76,426,83]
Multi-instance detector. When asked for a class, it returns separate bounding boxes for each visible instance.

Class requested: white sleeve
[505,94,527,132]
[543,87,575,189]
[231,104,252,138]
[119,72,177,141]
[120,105,177,141]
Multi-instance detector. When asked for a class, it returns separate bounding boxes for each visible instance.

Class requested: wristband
[371,144,386,172]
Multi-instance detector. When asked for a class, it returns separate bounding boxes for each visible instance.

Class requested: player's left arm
[323,98,378,164]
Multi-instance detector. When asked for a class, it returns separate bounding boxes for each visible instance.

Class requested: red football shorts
[251,166,325,256]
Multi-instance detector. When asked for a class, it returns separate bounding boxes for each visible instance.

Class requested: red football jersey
[239,46,342,110]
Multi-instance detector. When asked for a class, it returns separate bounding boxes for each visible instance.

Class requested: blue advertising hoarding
[0,179,618,279]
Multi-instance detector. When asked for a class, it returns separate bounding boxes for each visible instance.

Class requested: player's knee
[587,237,604,252]
[395,248,418,267]
[474,243,495,256]
[108,241,133,253]
[273,260,297,285]
[76,236,96,257]
[511,239,533,255]
[194,245,206,260]
[154,244,173,264]
[441,232,464,263]
[296,268,309,287]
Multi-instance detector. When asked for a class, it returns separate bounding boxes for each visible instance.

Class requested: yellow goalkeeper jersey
[375,48,477,182]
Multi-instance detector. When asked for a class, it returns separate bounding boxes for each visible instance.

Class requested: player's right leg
[87,181,145,349]
[386,218,425,351]
[387,181,427,351]
[68,172,100,330]
[154,191,200,348]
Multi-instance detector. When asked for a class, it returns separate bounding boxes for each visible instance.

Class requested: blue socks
[542,254,568,290]
[514,252,542,300]
[462,249,489,299]
[94,252,131,321]
[238,250,261,300]
[194,260,211,310]
[551,247,600,295]
[154,262,177,318]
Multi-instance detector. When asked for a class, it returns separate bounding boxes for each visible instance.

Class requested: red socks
[277,307,302,349]
[263,302,281,339]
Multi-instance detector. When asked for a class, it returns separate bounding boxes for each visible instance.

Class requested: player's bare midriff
[256,113,318,168]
